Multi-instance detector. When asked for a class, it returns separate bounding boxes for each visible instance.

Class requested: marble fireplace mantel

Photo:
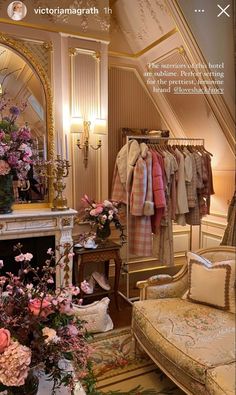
[0,208,77,288]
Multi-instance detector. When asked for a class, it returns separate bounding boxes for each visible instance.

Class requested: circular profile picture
[7,1,27,21]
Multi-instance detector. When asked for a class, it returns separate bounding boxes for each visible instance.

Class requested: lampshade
[70,117,84,133]
[93,118,107,135]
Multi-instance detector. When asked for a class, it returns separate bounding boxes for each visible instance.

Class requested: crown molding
[109,28,177,59]
[0,18,110,43]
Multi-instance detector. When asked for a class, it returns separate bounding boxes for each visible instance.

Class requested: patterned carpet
[90,328,185,395]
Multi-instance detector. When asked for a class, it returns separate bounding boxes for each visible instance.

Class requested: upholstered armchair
[136,246,235,301]
[132,246,236,395]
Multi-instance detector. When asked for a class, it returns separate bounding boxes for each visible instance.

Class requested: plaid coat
[129,155,152,257]
[111,165,127,203]
[175,148,189,226]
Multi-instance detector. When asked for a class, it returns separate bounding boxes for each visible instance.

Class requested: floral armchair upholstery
[132,246,236,395]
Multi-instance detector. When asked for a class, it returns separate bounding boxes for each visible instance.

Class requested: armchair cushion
[132,298,235,384]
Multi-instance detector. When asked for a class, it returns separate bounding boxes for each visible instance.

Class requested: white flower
[0,260,3,269]
[42,327,60,344]
[103,200,112,207]
[108,215,113,221]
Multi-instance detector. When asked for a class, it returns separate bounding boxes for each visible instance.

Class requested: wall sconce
[70,117,107,167]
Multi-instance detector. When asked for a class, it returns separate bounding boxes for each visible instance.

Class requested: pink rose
[28,298,52,318]
[0,328,11,353]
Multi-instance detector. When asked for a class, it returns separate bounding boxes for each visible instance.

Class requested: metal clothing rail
[126,136,205,143]
[120,135,205,302]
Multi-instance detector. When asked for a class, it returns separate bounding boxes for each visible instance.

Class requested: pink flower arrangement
[0,243,94,394]
[80,195,125,242]
[0,93,34,179]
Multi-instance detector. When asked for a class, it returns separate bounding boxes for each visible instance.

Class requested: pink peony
[90,206,103,216]
[0,329,11,354]
[28,298,52,318]
[0,160,10,176]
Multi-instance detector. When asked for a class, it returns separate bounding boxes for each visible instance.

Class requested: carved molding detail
[61,217,71,227]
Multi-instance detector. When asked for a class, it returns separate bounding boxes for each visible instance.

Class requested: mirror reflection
[0,44,48,204]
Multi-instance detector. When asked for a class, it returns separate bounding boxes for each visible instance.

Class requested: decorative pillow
[187,259,233,310]
[183,252,235,313]
[182,252,211,299]
[72,297,113,333]
[186,251,211,266]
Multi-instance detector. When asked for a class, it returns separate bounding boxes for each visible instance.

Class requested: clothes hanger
[200,144,213,157]
[186,144,194,153]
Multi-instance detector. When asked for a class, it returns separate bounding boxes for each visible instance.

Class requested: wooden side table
[73,241,122,310]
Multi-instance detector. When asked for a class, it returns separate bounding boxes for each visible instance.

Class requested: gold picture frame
[0,32,54,208]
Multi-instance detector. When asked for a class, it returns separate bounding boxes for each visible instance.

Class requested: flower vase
[0,174,14,214]
[96,222,111,243]
[7,370,39,395]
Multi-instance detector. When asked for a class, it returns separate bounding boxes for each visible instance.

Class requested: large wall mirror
[0,34,54,206]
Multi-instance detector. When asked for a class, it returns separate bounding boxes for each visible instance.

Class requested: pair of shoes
[92,272,111,291]
[74,239,98,249]
[80,277,95,294]
[84,239,98,249]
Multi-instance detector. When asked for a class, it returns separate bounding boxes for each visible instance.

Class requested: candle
[43,136,46,160]
[60,138,63,157]
[65,134,68,160]
[35,137,39,160]
[56,132,60,155]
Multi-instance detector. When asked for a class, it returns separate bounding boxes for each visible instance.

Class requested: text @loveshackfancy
[144,61,225,95]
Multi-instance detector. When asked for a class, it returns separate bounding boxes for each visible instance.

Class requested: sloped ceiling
[108,0,235,167]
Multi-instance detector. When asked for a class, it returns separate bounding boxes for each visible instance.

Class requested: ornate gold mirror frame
[0,33,54,208]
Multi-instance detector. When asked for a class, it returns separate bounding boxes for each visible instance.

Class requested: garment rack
[119,136,205,303]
